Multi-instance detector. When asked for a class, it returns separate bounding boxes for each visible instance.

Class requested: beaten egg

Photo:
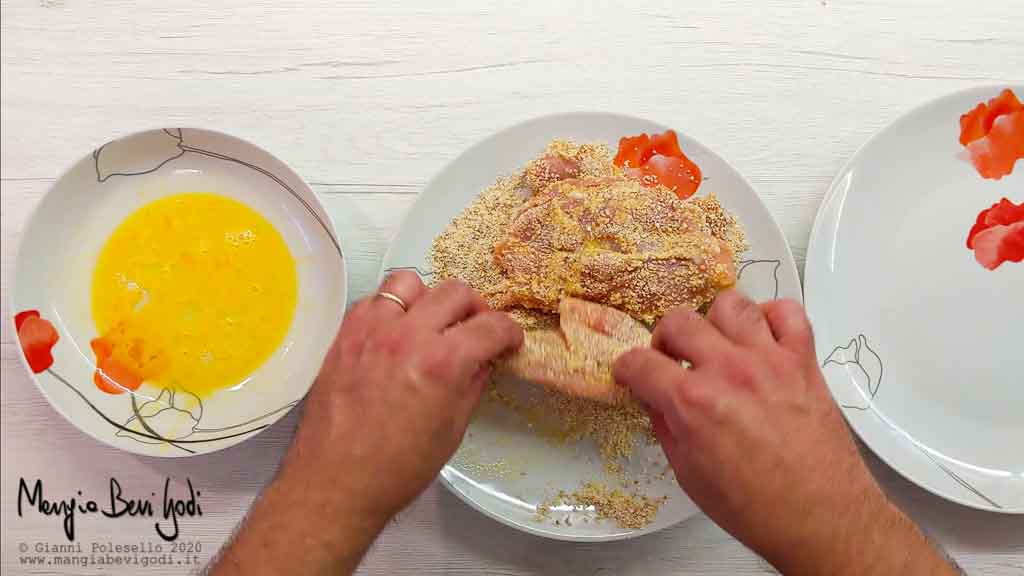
[91,193,297,396]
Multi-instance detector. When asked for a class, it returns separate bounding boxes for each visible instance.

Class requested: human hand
[613,291,958,576]
[210,273,522,576]
[283,271,523,521]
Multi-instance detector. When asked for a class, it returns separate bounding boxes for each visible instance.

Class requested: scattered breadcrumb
[536,483,666,529]
[487,384,655,462]
[455,455,514,480]
[568,482,667,529]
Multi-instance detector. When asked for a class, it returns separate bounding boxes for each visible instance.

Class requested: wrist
[754,479,884,576]
[276,446,395,534]
[211,464,390,576]
[760,484,957,576]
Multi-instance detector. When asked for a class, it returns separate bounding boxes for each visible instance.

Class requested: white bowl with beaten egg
[10,128,346,457]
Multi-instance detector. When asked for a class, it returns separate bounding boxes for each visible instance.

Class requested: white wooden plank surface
[2,1,1023,574]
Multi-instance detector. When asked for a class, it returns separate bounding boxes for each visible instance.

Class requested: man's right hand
[613,290,959,576]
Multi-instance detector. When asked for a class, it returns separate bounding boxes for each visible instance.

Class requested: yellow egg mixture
[91,193,297,396]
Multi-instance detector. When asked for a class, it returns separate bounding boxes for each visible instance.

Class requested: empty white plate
[11,128,346,457]
[805,85,1023,512]
[381,112,802,540]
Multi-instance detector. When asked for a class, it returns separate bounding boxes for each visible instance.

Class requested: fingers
[469,363,492,392]
[652,307,733,367]
[708,290,774,347]
[444,311,524,378]
[614,348,692,433]
[428,343,498,441]
[649,410,679,456]
[403,279,488,332]
[462,364,492,415]
[337,271,427,359]
[336,298,376,359]
[373,270,428,318]
[761,299,814,354]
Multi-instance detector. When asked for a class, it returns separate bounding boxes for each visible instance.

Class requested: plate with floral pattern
[805,85,1023,512]
[11,128,346,456]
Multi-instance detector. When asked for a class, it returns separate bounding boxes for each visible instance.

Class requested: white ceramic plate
[381,112,802,540]
[806,86,1024,512]
[11,128,347,457]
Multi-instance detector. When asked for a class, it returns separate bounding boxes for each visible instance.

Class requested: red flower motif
[966,198,1024,270]
[14,310,59,373]
[959,89,1024,180]
[614,130,703,199]
[90,336,143,395]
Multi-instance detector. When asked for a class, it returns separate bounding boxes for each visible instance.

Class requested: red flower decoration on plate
[958,89,1024,180]
[966,198,1024,270]
[14,310,59,373]
[614,130,703,199]
[90,336,144,395]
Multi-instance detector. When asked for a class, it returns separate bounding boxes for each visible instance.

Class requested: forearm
[763,488,960,576]
[850,501,961,576]
[208,463,389,576]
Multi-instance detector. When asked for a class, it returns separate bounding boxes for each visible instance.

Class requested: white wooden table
[2,2,1022,574]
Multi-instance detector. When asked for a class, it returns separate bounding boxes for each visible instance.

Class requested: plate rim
[8,126,348,458]
[804,84,1024,514]
[381,110,804,540]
